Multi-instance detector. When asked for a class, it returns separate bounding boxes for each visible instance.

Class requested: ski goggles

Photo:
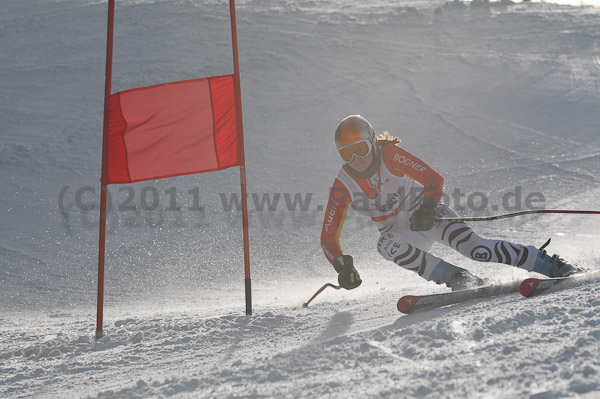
[338,139,373,163]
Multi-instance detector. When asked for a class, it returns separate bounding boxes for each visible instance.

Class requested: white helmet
[335,115,377,163]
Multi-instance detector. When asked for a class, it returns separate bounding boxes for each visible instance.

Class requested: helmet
[335,115,377,163]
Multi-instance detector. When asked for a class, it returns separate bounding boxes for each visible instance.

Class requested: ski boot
[449,270,486,291]
[429,260,485,291]
[531,239,577,278]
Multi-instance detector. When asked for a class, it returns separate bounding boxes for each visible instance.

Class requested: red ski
[520,270,600,297]
[397,280,522,314]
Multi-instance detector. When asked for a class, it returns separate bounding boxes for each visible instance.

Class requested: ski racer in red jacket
[321,115,576,291]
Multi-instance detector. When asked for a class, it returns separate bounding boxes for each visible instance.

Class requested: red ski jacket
[321,141,444,265]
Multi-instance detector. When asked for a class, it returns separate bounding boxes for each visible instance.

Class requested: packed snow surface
[1,0,600,398]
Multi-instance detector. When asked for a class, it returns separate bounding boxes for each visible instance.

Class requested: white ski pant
[377,204,539,280]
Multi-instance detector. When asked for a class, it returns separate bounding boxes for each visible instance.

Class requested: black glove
[333,255,362,290]
[409,197,438,231]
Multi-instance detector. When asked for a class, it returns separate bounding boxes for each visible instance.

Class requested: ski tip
[519,278,540,297]
[301,303,308,308]
[397,295,420,314]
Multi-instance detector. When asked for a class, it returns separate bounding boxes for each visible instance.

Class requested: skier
[321,115,577,291]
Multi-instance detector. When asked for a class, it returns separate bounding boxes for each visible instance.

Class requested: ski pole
[302,283,341,308]
[435,209,600,223]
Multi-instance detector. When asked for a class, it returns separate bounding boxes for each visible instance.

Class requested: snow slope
[1,0,600,398]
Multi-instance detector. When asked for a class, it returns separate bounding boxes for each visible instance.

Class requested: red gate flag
[106,74,240,184]
[97,0,251,339]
